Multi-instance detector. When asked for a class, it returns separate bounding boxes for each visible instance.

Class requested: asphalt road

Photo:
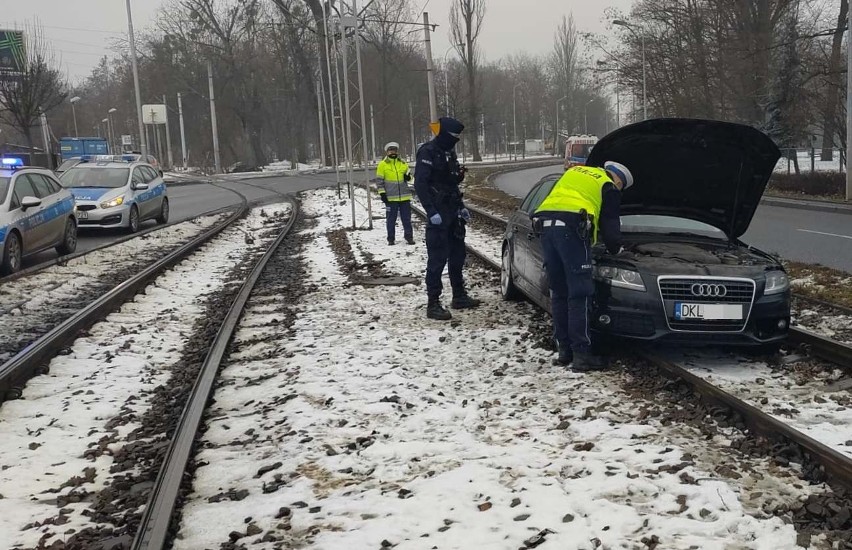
[493,166,852,272]
[20,171,341,269]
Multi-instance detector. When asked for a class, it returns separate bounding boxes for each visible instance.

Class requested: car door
[11,174,47,251]
[510,183,541,290]
[29,174,66,246]
[142,166,164,215]
[524,178,559,307]
[130,167,150,218]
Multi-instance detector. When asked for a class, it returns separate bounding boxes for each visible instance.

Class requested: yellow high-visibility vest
[535,166,611,241]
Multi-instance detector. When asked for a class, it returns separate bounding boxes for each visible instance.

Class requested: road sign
[121,134,133,146]
[142,104,167,125]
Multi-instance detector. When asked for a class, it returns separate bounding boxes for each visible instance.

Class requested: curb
[760,196,852,215]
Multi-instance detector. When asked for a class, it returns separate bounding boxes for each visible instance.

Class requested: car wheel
[2,231,22,275]
[501,243,521,301]
[128,205,140,233]
[156,197,170,224]
[56,218,78,255]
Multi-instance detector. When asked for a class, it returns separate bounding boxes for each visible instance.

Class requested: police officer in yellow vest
[376,142,414,245]
[533,161,634,371]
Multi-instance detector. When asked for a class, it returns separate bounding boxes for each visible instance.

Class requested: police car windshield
[621,215,725,239]
[0,177,9,204]
[570,144,594,157]
[60,167,130,188]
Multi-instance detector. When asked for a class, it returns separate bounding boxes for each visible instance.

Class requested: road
[21,171,342,269]
[493,165,852,272]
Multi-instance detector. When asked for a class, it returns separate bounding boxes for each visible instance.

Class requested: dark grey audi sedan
[501,118,791,346]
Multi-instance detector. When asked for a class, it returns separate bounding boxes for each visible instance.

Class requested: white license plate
[674,302,743,320]
[75,210,88,219]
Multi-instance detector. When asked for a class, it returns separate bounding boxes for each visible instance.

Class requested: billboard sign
[0,30,25,72]
[142,104,167,125]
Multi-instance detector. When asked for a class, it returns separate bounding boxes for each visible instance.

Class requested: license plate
[674,302,743,320]
[75,210,88,219]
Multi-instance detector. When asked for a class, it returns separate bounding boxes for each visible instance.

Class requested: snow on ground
[0,204,291,549]
[175,188,811,550]
[669,349,852,462]
[794,307,852,344]
[774,150,843,173]
[0,214,227,363]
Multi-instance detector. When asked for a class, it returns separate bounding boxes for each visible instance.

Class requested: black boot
[571,352,605,372]
[405,237,415,245]
[553,347,573,366]
[451,292,481,309]
[427,299,452,320]
[388,239,395,245]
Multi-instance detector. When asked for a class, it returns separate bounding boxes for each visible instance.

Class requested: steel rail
[0,195,249,402]
[131,197,300,550]
[428,211,852,490]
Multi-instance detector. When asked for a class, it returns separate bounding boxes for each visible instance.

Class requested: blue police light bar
[1,157,23,167]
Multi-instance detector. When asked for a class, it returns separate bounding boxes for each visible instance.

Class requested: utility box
[60,137,110,159]
[525,139,545,155]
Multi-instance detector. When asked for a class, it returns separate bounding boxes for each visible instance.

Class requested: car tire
[56,218,78,255]
[1,231,22,275]
[156,197,169,224]
[501,243,521,301]
[128,205,140,233]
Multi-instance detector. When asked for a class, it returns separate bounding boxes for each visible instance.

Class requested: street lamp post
[513,83,522,161]
[584,99,595,134]
[125,0,147,157]
[108,107,117,153]
[69,96,80,137]
[613,19,647,121]
[102,118,111,153]
[555,95,568,155]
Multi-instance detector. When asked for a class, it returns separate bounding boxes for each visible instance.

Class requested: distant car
[59,156,169,233]
[0,159,78,275]
[55,157,82,176]
[502,119,791,347]
[563,135,598,171]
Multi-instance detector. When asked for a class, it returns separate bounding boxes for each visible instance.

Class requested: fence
[777,148,844,174]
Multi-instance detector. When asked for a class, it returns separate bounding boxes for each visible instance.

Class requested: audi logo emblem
[691,283,727,297]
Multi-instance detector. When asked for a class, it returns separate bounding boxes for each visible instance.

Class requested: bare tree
[819,0,847,160]
[450,0,485,161]
[550,15,581,147]
[0,25,66,152]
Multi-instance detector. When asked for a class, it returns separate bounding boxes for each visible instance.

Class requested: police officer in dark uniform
[414,116,481,320]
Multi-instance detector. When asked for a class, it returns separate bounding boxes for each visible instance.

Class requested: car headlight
[594,265,646,292]
[764,270,789,295]
[100,196,125,209]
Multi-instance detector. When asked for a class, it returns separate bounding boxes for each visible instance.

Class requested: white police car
[59,155,169,233]
[0,158,78,275]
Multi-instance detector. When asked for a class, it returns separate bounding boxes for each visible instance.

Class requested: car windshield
[60,167,129,188]
[621,215,726,239]
[57,159,81,172]
[0,177,9,204]
[569,143,594,158]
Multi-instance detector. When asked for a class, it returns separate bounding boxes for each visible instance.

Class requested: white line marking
[797,229,852,240]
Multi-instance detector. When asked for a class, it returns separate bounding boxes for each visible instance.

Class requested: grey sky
[1,0,633,81]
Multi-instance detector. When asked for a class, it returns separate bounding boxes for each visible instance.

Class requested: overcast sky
[1,0,634,82]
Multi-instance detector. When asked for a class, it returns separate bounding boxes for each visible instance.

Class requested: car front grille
[659,277,755,333]
[76,204,97,211]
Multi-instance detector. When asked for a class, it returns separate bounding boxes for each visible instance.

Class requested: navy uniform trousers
[540,219,595,354]
[425,210,466,299]
[386,200,413,242]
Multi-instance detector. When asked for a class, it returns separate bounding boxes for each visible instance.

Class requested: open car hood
[586,118,780,239]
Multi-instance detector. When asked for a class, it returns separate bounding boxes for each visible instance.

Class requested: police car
[59,155,169,233]
[0,158,78,275]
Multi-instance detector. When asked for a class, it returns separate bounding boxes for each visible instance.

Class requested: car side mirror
[21,196,41,210]
[159,170,164,177]
[133,183,149,191]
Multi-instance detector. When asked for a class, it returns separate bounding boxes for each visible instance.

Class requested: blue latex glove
[458,208,471,221]
[430,213,443,225]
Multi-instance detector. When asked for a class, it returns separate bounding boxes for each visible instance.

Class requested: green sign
[0,30,25,72]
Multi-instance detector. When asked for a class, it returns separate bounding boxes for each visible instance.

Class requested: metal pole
[321,2,342,197]
[445,66,450,116]
[423,12,438,128]
[71,103,78,137]
[163,95,173,168]
[352,0,373,228]
[339,17,357,228]
[106,118,113,154]
[642,33,647,121]
[512,85,518,161]
[370,104,377,162]
[40,113,52,168]
[207,59,221,174]
[481,113,485,157]
[317,80,326,167]
[409,102,416,159]
[177,93,187,169]
[125,0,147,157]
[615,69,620,127]
[847,5,852,200]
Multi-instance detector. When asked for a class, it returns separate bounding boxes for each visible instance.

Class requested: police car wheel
[1,231,22,275]
[56,218,78,256]
[501,243,521,301]
[128,205,140,233]
[156,197,170,224]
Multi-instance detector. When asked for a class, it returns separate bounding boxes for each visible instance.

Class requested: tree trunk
[821,0,848,161]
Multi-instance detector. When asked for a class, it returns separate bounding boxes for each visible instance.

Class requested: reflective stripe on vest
[534,166,611,241]
[376,157,412,201]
